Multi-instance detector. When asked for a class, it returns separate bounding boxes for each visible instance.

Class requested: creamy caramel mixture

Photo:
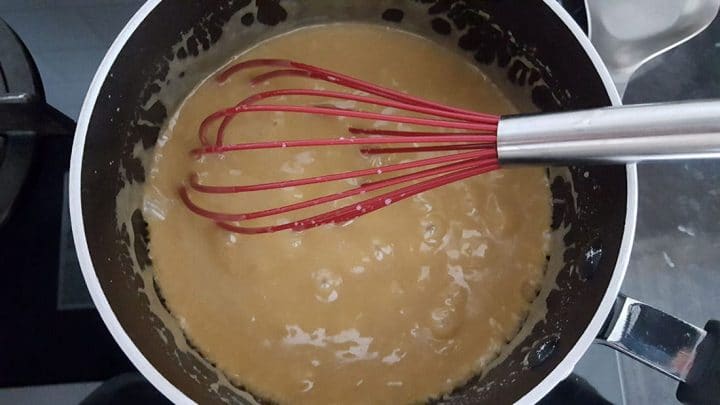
[145,24,551,404]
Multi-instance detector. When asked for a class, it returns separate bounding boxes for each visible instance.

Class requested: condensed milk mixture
[145,24,551,404]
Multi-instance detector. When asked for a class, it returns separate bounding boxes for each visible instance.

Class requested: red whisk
[179,58,720,234]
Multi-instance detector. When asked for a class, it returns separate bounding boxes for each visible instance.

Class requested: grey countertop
[1,1,718,404]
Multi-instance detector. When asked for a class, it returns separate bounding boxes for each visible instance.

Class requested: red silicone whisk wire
[181,58,502,234]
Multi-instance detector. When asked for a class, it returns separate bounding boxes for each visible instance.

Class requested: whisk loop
[180,59,501,234]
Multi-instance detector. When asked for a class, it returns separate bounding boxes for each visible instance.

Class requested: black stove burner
[0,18,133,387]
[0,18,38,226]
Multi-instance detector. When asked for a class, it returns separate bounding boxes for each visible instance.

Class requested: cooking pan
[69,1,720,403]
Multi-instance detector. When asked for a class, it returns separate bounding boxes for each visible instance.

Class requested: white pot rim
[69,1,637,404]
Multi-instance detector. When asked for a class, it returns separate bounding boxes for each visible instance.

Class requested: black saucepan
[69,1,720,403]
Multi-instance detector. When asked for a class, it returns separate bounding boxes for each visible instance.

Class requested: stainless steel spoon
[586,0,720,97]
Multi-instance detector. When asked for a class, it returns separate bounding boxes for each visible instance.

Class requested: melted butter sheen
[145,24,551,404]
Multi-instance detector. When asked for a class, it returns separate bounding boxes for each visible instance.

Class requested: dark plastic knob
[677,320,720,404]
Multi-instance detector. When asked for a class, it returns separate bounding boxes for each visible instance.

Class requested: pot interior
[77,1,627,403]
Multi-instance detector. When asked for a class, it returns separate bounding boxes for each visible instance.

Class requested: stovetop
[0,1,718,404]
[0,16,133,388]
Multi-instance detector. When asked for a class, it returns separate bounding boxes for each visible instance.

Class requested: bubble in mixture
[312,269,343,303]
[429,284,468,339]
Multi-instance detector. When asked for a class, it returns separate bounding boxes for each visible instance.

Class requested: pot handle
[596,295,720,404]
[584,0,720,98]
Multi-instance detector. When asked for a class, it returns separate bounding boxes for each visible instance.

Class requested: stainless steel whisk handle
[496,100,720,164]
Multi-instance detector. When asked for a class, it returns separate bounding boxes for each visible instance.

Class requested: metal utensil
[180,59,720,234]
[587,0,720,97]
